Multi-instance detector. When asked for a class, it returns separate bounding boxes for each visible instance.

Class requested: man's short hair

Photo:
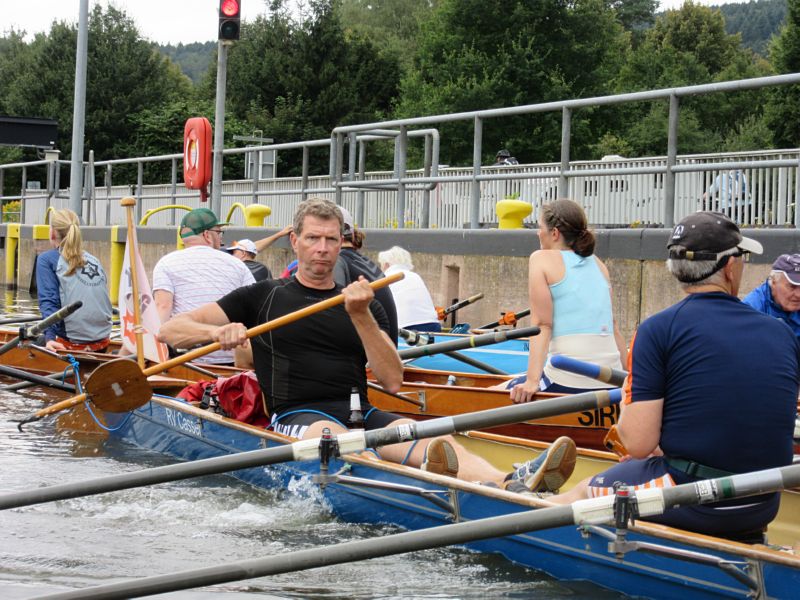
[292,198,344,235]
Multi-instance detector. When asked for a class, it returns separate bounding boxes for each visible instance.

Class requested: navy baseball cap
[772,254,800,285]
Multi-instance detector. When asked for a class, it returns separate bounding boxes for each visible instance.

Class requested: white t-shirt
[384,264,439,328]
[153,246,256,363]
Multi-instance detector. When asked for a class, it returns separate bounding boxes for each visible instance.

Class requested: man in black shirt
[160,199,521,487]
[224,239,272,281]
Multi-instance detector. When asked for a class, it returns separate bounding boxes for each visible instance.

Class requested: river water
[0,292,624,599]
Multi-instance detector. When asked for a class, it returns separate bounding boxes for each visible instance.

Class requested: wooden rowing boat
[94,393,800,599]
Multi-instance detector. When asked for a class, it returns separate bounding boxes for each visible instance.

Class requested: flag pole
[121,197,145,368]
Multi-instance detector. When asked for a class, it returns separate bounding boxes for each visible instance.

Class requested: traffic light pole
[211,40,230,216]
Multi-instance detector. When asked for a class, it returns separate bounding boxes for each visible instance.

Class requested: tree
[395,0,630,166]
[221,1,402,175]
[1,5,191,183]
[765,0,800,148]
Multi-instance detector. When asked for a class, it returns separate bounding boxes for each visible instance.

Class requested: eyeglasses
[207,228,224,235]
[731,250,750,263]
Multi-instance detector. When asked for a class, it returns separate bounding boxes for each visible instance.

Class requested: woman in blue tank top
[508,199,627,403]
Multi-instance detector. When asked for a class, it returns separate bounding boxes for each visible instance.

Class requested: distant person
[540,212,798,539]
[224,239,272,282]
[153,208,255,365]
[743,253,800,339]
[35,208,113,352]
[494,149,519,166]
[703,169,749,219]
[378,246,441,333]
[334,207,398,343]
[503,198,626,401]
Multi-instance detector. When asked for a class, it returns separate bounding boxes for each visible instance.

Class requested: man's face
[291,215,342,283]
[770,273,800,312]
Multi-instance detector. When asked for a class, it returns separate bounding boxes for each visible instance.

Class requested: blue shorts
[589,457,779,537]
[271,407,402,439]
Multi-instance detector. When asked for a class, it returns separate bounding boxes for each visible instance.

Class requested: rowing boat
[96,393,800,599]
[399,330,529,374]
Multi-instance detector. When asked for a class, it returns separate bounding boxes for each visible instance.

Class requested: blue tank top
[550,251,613,338]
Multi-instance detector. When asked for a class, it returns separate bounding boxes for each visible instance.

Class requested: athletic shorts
[588,457,779,537]
[271,406,403,439]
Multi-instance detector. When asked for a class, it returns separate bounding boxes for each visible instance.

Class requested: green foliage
[717,0,788,56]
[157,41,215,84]
[220,1,402,175]
[765,0,800,147]
[396,0,629,166]
[2,200,21,223]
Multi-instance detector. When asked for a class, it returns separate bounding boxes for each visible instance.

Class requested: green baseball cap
[179,208,229,238]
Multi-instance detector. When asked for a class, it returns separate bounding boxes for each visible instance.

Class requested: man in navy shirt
[743,253,800,339]
[544,212,800,538]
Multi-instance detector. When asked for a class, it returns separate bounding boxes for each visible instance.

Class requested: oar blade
[85,358,152,413]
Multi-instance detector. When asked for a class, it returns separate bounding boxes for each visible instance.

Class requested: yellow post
[496,199,532,229]
[4,223,19,289]
[244,204,271,227]
[138,204,192,250]
[109,225,125,305]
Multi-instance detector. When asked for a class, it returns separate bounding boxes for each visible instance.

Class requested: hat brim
[738,236,763,255]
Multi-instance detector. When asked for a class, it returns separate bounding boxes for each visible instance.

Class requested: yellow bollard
[109,225,125,305]
[226,203,272,228]
[138,204,192,250]
[4,223,19,289]
[496,199,532,229]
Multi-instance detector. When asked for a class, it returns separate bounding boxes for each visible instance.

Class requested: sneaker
[506,436,577,493]
[421,438,459,478]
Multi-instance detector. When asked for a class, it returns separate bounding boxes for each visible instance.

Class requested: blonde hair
[378,246,414,270]
[50,209,85,275]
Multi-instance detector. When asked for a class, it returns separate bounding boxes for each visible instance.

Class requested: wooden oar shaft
[441,293,483,316]
[36,464,800,600]
[143,272,403,377]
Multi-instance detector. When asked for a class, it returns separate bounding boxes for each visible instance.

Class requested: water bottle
[348,386,364,429]
[446,375,457,386]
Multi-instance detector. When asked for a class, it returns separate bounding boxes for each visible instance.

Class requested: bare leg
[545,476,591,504]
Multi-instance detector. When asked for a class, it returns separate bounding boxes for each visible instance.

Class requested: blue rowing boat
[400,332,529,374]
[102,394,800,599]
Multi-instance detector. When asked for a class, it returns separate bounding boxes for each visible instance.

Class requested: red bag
[177,371,268,427]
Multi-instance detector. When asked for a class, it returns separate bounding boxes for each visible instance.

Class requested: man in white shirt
[153,208,255,364]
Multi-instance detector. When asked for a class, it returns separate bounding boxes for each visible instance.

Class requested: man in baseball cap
[743,253,800,338]
[179,208,230,241]
[543,211,799,539]
[224,239,271,282]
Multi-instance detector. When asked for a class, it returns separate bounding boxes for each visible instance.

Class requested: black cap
[667,211,762,260]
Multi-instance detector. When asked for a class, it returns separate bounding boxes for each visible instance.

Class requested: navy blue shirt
[629,292,798,475]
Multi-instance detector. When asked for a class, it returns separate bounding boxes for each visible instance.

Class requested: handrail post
[87,150,96,225]
[356,139,366,227]
[664,93,680,228]
[559,107,571,200]
[136,161,144,223]
[471,116,482,229]
[422,133,432,228]
[170,158,178,226]
[795,155,800,229]
[104,164,112,227]
[397,126,408,229]
[301,145,310,201]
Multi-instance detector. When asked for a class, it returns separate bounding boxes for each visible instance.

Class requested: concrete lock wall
[4,225,800,345]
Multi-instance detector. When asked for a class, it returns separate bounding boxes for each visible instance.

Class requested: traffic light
[218,0,241,41]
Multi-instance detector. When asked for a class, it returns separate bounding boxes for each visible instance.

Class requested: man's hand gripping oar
[15,274,404,430]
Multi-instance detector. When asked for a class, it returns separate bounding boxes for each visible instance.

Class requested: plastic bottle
[348,386,364,429]
[446,375,457,386]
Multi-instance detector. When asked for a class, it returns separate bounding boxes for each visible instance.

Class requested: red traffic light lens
[220,0,240,17]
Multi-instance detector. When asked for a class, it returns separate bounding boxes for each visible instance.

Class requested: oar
[437,350,508,375]
[549,355,628,387]
[0,301,83,356]
[0,388,621,509]
[0,315,42,326]
[437,293,484,321]
[478,308,531,330]
[16,274,405,429]
[367,381,424,408]
[398,326,539,360]
[31,462,800,600]
[0,363,76,393]
[0,370,78,393]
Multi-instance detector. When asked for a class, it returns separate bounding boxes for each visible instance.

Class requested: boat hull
[101,397,800,599]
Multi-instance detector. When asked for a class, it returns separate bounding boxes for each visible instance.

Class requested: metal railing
[2,74,800,229]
